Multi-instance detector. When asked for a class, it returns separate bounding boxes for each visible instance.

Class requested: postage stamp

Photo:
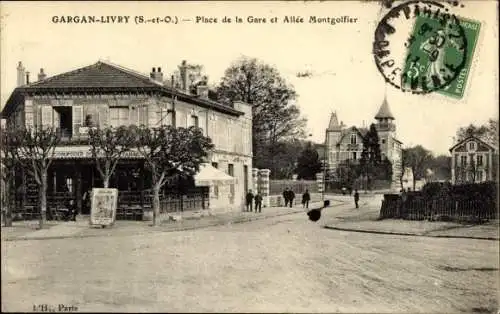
[373,0,477,96]
[436,17,481,99]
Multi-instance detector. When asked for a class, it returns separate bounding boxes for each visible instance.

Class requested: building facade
[449,136,497,184]
[1,61,253,215]
[324,96,403,189]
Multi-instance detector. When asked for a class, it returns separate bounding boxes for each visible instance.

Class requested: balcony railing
[56,128,90,145]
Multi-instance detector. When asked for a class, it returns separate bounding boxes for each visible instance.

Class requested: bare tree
[133,125,213,226]
[14,127,60,229]
[88,126,136,188]
[0,126,20,226]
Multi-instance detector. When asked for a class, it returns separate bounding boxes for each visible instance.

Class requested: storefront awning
[194,163,237,186]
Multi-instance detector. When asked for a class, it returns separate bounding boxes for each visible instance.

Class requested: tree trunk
[39,171,48,229]
[152,184,161,226]
[3,175,13,227]
[103,176,110,188]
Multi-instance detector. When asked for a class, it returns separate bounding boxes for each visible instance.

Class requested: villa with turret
[324,96,403,190]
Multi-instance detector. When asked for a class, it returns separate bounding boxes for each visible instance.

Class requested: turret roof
[375,95,395,120]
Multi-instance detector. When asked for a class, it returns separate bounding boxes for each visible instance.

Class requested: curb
[323,226,500,241]
[2,209,307,242]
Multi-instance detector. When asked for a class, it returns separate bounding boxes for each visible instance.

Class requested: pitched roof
[25,61,161,89]
[375,95,395,120]
[1,61,244,117]
[449,135,497,152]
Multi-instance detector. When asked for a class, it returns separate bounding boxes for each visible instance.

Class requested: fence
[379,196,497,222]
[12,188,209,221]
[269,180,318,195]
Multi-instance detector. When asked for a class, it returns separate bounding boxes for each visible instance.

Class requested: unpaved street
[2,202,499,313]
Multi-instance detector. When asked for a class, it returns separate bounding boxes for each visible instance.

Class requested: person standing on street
[283,188,290,207]
[354,189,360,208]
[246,190,254,212]
[254,192,263,213]
[289,189,296,208]
[302,189,311,209]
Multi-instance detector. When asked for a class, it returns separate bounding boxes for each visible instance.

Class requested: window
[350,134,357,144]
[460,155,467,166]
[352,152,357,160]
[109,107,129,128]
[381,139,386,144]
[211,162,218,169]
[228,164,234,176]
[468,141,476,151]
[191,115,199,128]
[476,171,483,182]
[477,155,483,166]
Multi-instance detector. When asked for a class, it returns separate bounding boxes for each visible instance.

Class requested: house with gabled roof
[324,95,403,190]
[1,60,253,217]
[449,135,498,184]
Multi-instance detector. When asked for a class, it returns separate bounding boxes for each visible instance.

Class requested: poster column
[258,169,271,208]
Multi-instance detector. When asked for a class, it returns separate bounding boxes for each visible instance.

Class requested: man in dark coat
[254,192,263,213]
[354,189,360,209]
[289,189,295,208]
[246,190,254,212]
[302,189,311,209]
[283,188,290,207]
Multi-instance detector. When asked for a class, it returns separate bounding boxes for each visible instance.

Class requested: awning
[194,163,237,186]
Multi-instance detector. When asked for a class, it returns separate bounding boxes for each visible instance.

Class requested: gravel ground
[2,201,498,313]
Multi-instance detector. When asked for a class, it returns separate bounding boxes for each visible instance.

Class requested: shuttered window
[110,107,129,128]
[41,106,53,128]
[72,106,83,134]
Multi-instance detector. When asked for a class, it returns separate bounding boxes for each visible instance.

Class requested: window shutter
[41,106,53,128]
[72,105,83,134]
[98,106,109,128]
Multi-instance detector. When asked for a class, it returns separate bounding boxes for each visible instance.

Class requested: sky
[1,1,498,155]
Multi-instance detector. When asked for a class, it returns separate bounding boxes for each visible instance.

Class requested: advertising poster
[90,188,118,226]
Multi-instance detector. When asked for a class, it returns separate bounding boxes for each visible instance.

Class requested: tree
[402,145,433,191]
[0,126,20,227]
[426,155,451,181]
[14,127,60,229]
[296,142,323,180]
[133,125,213,226]
[88,126,136,188]
[216,57,307,174]
[359,124,383,190]
[456,118,498,145]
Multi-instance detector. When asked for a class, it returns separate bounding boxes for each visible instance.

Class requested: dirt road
[2,202,498,312]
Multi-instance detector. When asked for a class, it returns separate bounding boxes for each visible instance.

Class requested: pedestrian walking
[283,188,290,207]
[254,192,263,213]
[354,189,359,209]
[246,190,254,212]
[302,189,311,209]
[289,189,295,208]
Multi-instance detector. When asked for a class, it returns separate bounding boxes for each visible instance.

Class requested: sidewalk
[1,199,343,241]
[323,201,499,241]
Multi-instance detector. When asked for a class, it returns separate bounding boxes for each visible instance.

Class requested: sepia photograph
[1,1,498,312]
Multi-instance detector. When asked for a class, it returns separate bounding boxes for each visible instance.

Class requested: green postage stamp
[403,14,481,99]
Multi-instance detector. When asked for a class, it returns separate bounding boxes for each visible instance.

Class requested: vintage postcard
[1,1,498,313]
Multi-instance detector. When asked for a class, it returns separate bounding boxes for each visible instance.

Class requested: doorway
[54,106,72,138]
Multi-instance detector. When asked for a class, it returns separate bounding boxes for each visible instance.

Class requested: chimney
[150,67,156,79]
[196,85,209,99]
[179,60,188,93]
[26,72,30,85]
[17,61,26,86]
[38,68,47,81]
[155,67,163,82]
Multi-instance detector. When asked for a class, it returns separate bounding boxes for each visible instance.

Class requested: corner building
[1,61,253,216]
